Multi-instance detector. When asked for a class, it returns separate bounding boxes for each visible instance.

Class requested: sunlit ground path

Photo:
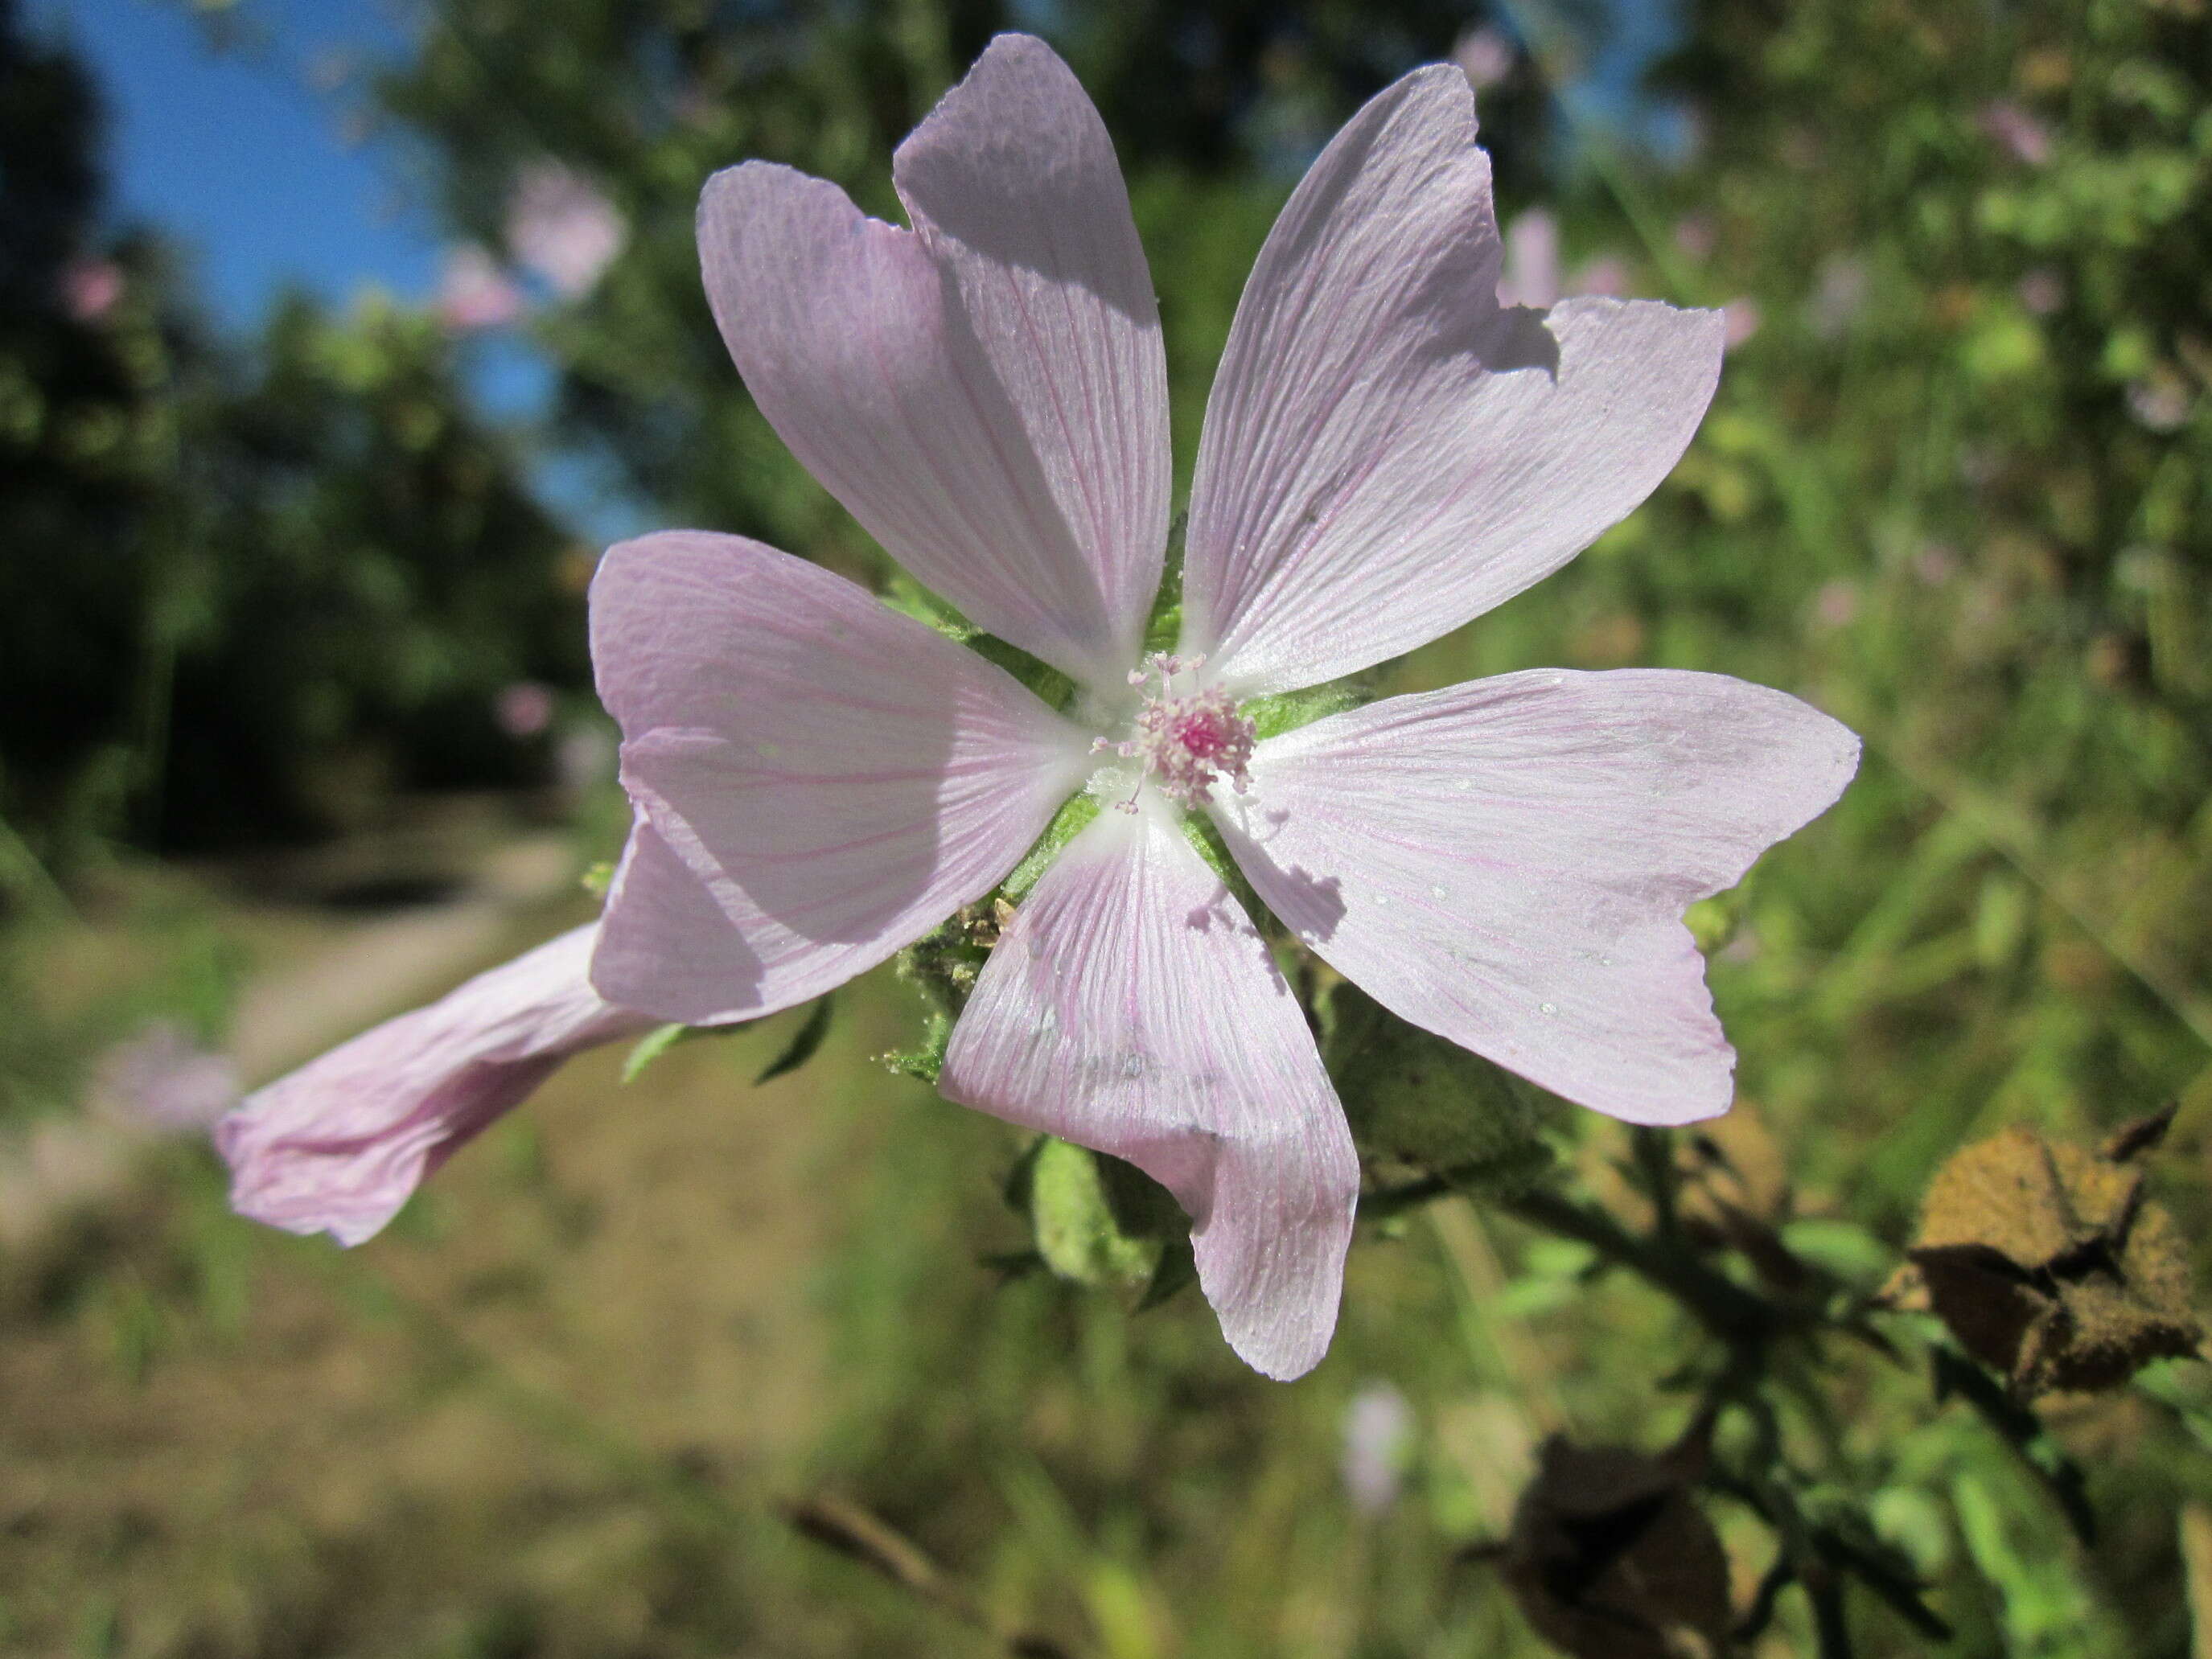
[0,819,939,1657]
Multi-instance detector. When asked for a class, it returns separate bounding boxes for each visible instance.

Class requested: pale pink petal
[589,531,1093,1025]
[1215,671,1860,1123]
[892,36,1170,667]
[940,803,1359,1380]
[697,35,1167,693]
[216,926,653,1245]
[1181,67,1724,697]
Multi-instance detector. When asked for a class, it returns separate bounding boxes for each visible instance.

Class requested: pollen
[1092,652,1256,811]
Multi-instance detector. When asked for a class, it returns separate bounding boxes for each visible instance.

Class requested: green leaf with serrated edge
[754,992,835,1084]
[622,1022,692,1084]
[1002,789,1100,901]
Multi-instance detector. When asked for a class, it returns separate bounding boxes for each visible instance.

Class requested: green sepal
[1026,1136,1182,1291]
[883,1007,951,1086]
[754,992,835,1084]
[623,1021,698,1083]
[1322,980,1560,1191]
[623,1016,763,1085]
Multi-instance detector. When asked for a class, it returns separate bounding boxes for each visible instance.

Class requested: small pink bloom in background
[90,1021,241,1133]
[2126,372,2193,433]
[1495,207,1559,308]
[227,36,1859,1381]
[60,258,124,322]
[1812,580,1860,630]
[1672,213,1716,262]
[216,926,658,1245]
[1978,101,2052,166]
[1341,1381,1416,1516]
[1723,297,1762,349]
[506,162,627,299]
[1451,25,1515,91]
[435,243,525,331]
[1808,253,1869,339]
[2016,269,2065,316]
[1914,543,1960,586]
[1568,256,1632,299]
[494,679,556,737]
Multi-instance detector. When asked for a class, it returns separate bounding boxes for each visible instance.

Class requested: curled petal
[697,34,1168,694]
[1216,671,1860,1123]
[1182,65,1722,696]
[941,803,1359,1379]
[216,926,654,1245]
[590,531,1092,1025]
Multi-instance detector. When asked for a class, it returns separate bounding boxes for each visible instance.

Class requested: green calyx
[1322,980,1560,1193]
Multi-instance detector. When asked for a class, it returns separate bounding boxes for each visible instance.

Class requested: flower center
[1092,652,1256,811]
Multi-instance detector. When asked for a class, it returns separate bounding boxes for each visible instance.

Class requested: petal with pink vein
[216,926,654,1246]
[698,34,1168,694]
[893,35,1170,676]
[1214,671,1860,1123]
[590,531,1094,1025]
[940,802,1359,1380]
[1181,66,1723,697]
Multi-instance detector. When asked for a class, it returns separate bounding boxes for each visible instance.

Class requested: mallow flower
[217,35,1857,1382]
[587,35,1859,1377]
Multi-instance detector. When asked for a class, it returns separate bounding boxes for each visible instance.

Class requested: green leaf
[755,993,835,1085]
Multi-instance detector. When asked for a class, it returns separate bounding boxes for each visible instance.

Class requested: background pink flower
[435,242,524,330]
[60,257,124,322]
[90,1021,241,1133]
[505,162,627,299]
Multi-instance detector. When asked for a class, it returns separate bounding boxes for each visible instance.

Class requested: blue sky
[33,0,439,326]
[35,0,1677,540]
